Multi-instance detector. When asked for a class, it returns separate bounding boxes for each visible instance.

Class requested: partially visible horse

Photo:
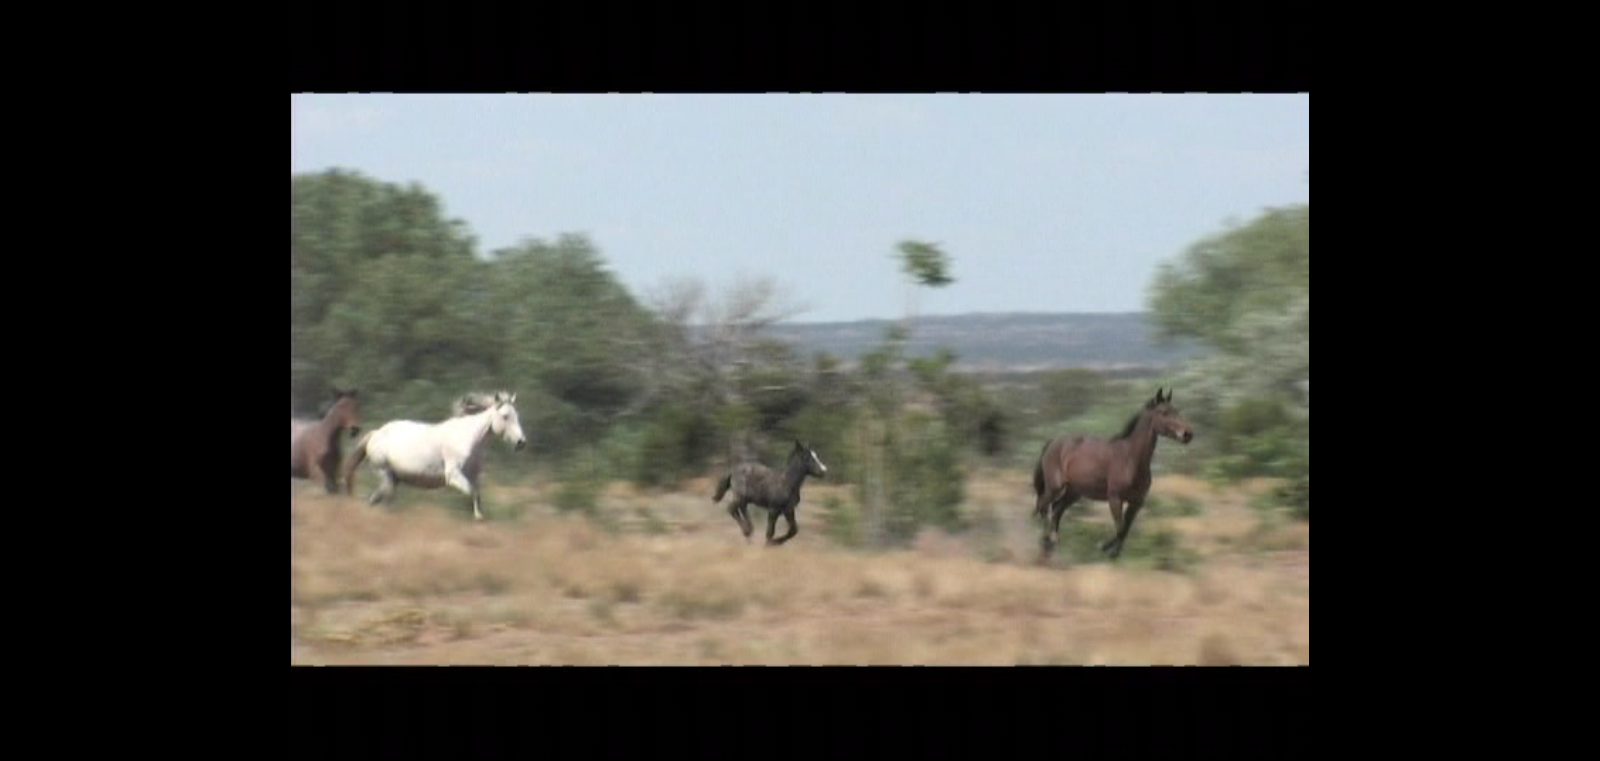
[341,391,528,521]
[1032,388,1195,562]
[712,439,828,546]
[291,388,361,494]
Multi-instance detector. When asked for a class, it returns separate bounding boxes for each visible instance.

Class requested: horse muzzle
[1180,431,1194,444]
[515,440,526,451]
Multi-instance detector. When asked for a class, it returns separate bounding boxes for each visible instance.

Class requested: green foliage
[1147,200,1309,487]
[292,170,659,468]
[1247,476,1309,522]
[1281,477,1309,521]
[1118,527,1201,574]
[1148,204,1308,352]
[291,170,490,418]
[1146,493,1203,518]
[860,410,967,547]
[1035,368,1111,423]
[818,494,862,547]
[908,349,1010,459]
[553,447,605,516]
[896,240,953,287]
[734,339,812,431]
[493,235,655,456]
[631,403,718,489]
[1051,519,1197,573]
[784,404,860,482]
[1192,399,1305,479]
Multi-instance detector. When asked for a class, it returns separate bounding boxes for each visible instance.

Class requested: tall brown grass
[291,472,1308,665]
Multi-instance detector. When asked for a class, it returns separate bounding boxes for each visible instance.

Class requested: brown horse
[1032,388,1194,562]
[291,388,361,494]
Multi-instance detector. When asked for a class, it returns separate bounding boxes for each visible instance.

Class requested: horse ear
[508,393,516,404]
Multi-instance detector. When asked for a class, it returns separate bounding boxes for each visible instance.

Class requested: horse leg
[772,506,799,545]
[765,508,781,546]
[1106,499,1144,559]
[739,505,756,541]
[1047,491,1081,551]
[369,469,397,507]
[729,499,753,541]
[1100,496,1126,556]
[443,465,481,521]
[319,453,340,494]
[306,458,328,494]
[1037,486,1070,557]
[1035,483,1055,524]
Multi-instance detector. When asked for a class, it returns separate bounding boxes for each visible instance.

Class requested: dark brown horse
[1032,388,1194,562]
[712,440,828,546]
[291,388,361,494]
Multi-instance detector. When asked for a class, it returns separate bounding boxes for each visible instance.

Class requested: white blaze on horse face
[810,449,827,474]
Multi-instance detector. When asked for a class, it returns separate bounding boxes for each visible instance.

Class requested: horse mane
[1111,411,1143,441]
[313,389,358,419]
[451,391,513,417]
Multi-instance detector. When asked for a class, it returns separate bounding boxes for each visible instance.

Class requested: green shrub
[554,447,604,516]
[819,494,862,547]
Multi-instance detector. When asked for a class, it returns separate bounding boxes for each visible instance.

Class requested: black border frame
[285,20,1311,759]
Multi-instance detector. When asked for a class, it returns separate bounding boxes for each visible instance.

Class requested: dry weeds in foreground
[291,473,1308,665]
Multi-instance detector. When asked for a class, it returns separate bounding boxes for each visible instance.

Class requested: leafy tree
[854,239,967,547]
[1147,197,1308,512]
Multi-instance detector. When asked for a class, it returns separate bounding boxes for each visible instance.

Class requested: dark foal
[712,440,828,546]
[1032,388,1195,562]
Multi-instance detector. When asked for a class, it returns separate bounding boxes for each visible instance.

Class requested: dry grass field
[290,470,1308,665]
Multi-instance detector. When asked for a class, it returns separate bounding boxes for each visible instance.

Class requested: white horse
[341,391,528,521]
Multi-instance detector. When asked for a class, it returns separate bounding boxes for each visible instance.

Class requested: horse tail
[1031,438,1057,520]
[1032,455,1045,501]
[341,430,373,495]
[713,473,732,503]
[1033,438,1053,498]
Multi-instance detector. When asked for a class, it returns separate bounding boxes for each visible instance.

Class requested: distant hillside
[757,312,1208,373]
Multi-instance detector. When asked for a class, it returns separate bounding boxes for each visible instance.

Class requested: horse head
[330,387,361,437]
[793,439,827,477]
[488,391,527,451]
[1146,387,1194,444]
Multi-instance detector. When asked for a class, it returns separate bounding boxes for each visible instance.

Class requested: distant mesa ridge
[692,311,1206,372]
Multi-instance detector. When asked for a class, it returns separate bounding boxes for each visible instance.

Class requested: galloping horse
[1032,388,1195,561]
[291,388,361,494]
[341,391,528,521]
[712,440,828,546]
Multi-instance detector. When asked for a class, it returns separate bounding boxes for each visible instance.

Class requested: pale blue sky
[291,94,1308,323]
